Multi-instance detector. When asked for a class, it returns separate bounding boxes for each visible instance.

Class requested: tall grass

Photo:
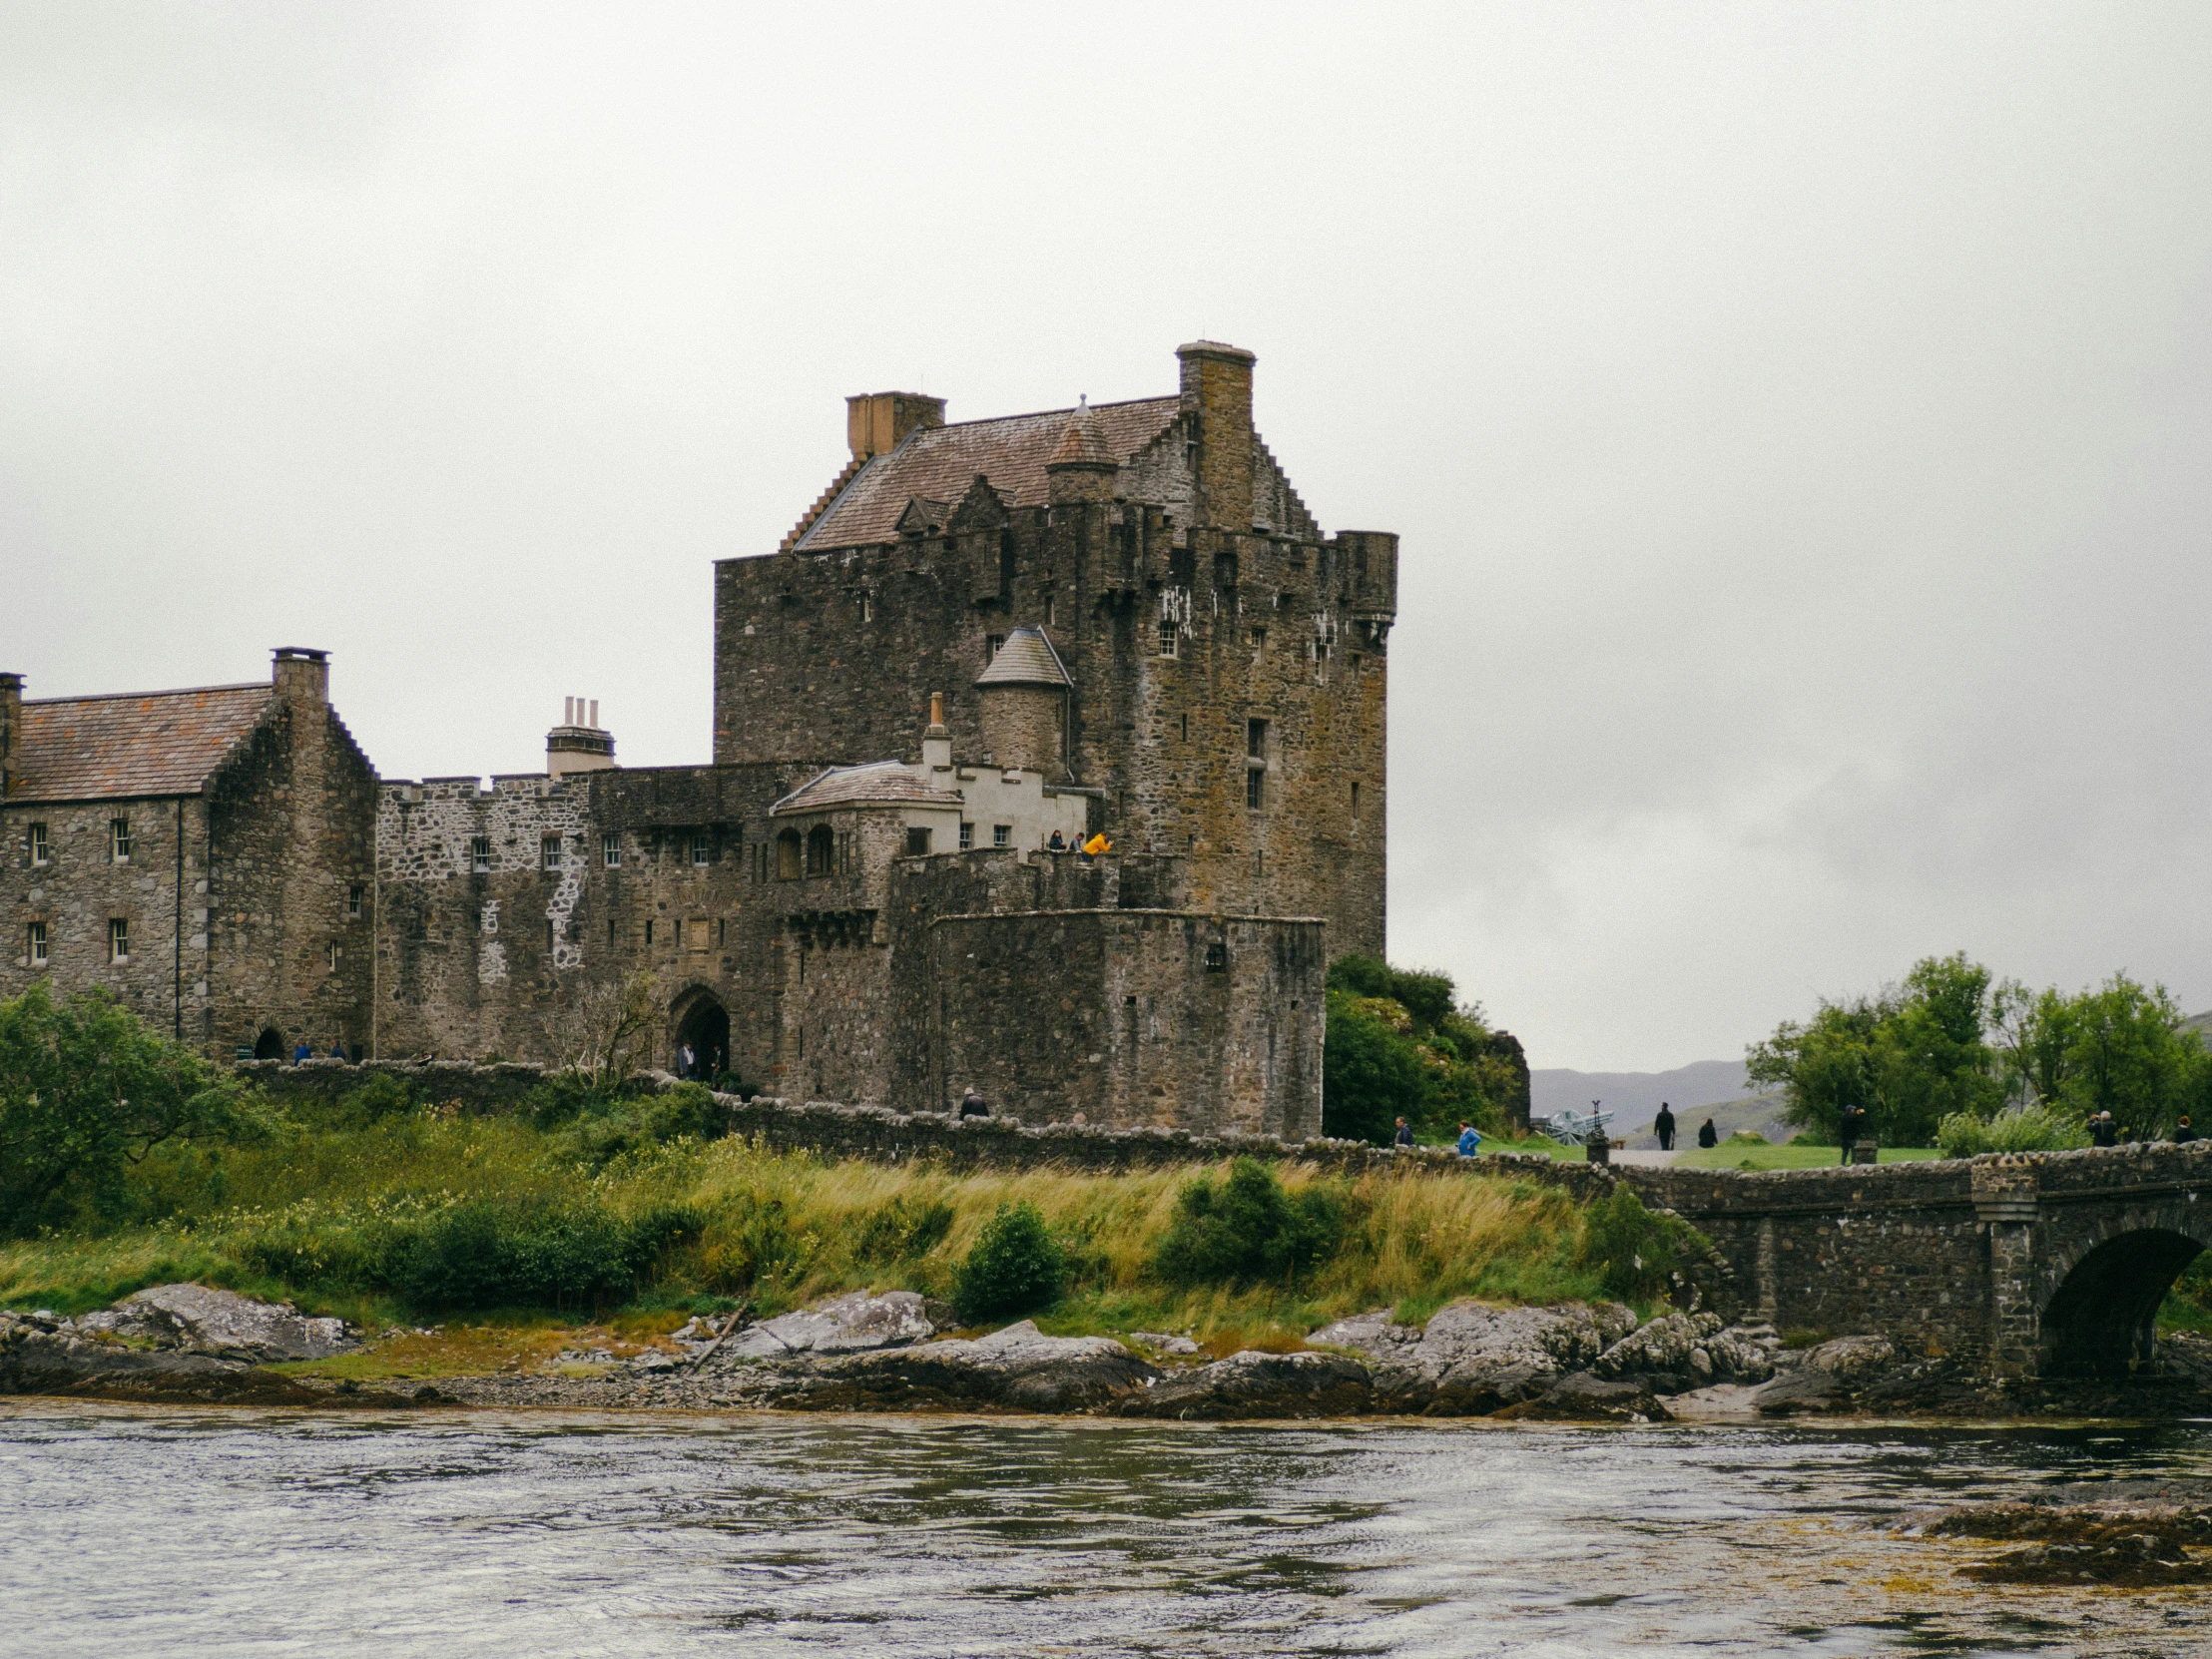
[0,1108,1609,1347]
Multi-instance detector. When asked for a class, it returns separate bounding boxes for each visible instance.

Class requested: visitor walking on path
[1654,1102,1676,1152]
[1455,1122,1481,1156]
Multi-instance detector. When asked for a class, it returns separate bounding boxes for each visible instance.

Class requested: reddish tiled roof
[8,684,273,803]
[771,760,962,816]
[796,396,1181,551]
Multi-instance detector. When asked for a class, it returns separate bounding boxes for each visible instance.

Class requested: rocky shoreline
[10,1284,2212,1424]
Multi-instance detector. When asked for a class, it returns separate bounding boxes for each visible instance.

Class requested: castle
[1,341,1395,1135]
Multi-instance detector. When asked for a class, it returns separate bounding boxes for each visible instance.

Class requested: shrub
[1150,1157,1346,1288]
[700,1195,812,1294]
[1936,1105,2088,1159]
[550,1083,728,1168]
[952,1202,1065,1323]
[372,1197,696,1310]
[331,1073,417,1128]
[1576,1187,1701,1304]
[852,1196,955,1265]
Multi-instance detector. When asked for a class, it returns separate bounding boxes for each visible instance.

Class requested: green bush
[852,1196,954,1265]
[951,1202,1065,1323]
[549,1083,728,1168]
[331,1073,417,1128]
[1936,1105,2088,1159]
[1576,1188,1700,1304]
[701,1195,813,1294]
[1150,1157,1346,1288]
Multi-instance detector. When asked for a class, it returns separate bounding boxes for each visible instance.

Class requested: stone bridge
[1623,1144,2212,1379]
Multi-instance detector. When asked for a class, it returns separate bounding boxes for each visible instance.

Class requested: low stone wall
[231,1058,571,1115]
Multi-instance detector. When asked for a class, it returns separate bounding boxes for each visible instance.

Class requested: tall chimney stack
[1176,340,1257,531]
[921,691,952,772]
[547,697,616,779]
[845,391,946,460]
[271,647,329,706]
[0,671,21,797]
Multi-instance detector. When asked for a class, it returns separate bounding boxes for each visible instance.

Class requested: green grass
[1670,1142,1943,1171]
[0,1108,1614,1356]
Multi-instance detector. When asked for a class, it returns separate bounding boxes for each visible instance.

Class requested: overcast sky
[5,4,2210,1070]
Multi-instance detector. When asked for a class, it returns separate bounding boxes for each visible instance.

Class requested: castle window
[986,634,1005,661]
[27,921,47,968]
[861,591,874,623]
[541,835,562,870]
[992,825,1010,848]
[603,832,622,868]
[110,818,131,862]
[1179,714,1188,743]
[471,835,491,872]
[904,827,932,856]
[1247,719,1269,811]
[327,942,340,972]
[997,528,1015,596]
[1247,719,1269,761]
[1250,628,1266,654]
[1157,621,1178,659]
[1351,782,1361,824]
[958,822,973,850]
[27,823,47,865]
[109,917,129,964]
[1045,594,1056,627]
[691,830,711,866]
[646,918,655,945]
[1247,769,1266,811]
[347,884,363,919]
[806,825,833,876]
[776,829,803,880]
[1205,941,1228,973]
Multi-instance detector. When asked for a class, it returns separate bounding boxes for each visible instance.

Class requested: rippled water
[3,1404,2207,1656]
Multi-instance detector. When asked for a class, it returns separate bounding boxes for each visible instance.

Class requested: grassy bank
[1671,1143,1942,1171]
[0,1103,1632,1360]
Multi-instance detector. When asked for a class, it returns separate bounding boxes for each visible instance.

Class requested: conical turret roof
[1047,395,1117,470]
[975,625,1074,689]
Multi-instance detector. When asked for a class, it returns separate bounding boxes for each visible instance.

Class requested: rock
[1313,1298,1639,1414]
[1751,1365,1844,1414]
[1807,1334,1895,1384]
[73,1285,358,1363]
[714,1290,939,1360]
[1119,1350,1373,1419]
[1129,1331,1201,1357]
[1703,1321,1782,1383]
[1687,1347,1713,1382]
[758,1321,1157,1412]
[1663,1382,1768,1419]
[1497,1371,1672,1423]
[1594,1311,1721,1379]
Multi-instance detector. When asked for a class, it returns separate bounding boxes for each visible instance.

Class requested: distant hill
[1531,1059,1795,1149]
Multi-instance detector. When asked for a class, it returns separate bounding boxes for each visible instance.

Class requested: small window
[958,822,973,850]
[27,824,47,865]
[326,942,340,972]
[1247,769,1265,811]
[471,835,491,873]
[110,818,132,862]
[109,917,129,964]
[603,832,622,868]
[27,921,47,968]
[1157,621,1178,659]
[346,883,363,919]
[986,634,1005,660]
[1250,627,1267,653]
[691,830,711,866]
[1351,782,1361,823]
[1205,941,1228,973]
[1351,653,1363,677]
[1045,594,1056,626]
[1179,714,1188,743]
[776,830,803,879]
[861,591,874,623]
[904,827,932,856]
[541,834,562,870]
[646,918,656,946]
[805,825,833,876]
[1247,719,1269,761]
[992,825,1010,848]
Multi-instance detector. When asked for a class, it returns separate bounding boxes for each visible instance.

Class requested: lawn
[1670,1142,1943,1171]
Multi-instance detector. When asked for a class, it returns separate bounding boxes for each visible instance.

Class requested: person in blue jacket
[1455,1122,1482,1156]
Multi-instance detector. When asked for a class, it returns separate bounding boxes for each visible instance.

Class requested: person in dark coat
[1839,1103,1867,1164]
[1654,1102,1676,1152]
[1393,1117,1413,1148]
[959,1087,989,1118]
[1696,1118,1719,1149]
[2175,1115,2199,1144]
[2091,1111,2121,1148]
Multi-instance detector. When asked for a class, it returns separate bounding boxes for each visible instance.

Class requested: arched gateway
[670,987,731,1084]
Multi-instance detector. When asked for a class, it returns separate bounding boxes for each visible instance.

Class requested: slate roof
[8,684,274,803]
[975,625,1073,689]
[795,396,1181,551]
[770,760,963,817]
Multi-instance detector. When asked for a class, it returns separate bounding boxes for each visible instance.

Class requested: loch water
[2,1404,2206,1657]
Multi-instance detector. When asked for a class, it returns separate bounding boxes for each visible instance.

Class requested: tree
[554,969,661,1095]
[0,983,267,1233]
[1321,954,1522,1143]
[2047,974,2212,1138]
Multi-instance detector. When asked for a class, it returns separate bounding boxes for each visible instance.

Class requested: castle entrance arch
[253,1027,285,1060]
[2039,1227,2209,1378]
[671,988,731,1085]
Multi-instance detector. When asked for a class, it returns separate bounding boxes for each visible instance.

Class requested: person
[959,1086,989,1119]
[291,1039,311,1064]
[1697,1117,1719,1149]
[1393,1117,1413,1148]
[328,1042,347,1060]
[1654,1102,1676,1153]
[2175,1115,2199,1144]
[1455,1121,1482,1156]
[678,1041,696,1080]
[1080,830,1112,862]
[2091,1110,2121,1148]
[1047,830,1066,852]
[1839,1103,1867,1165]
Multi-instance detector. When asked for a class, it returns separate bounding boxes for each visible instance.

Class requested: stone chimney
[547,696,617,778]
[0,671,21,796]
[846,391,946,461]
[921,691,952,773]
[1045,395,1118,505]
[271,647,329,706]
[1176,340,1257,531]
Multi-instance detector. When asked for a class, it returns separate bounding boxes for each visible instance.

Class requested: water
[3,1404,2207,1657]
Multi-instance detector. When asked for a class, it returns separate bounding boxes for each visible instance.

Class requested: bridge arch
[2033,1209,2212,1377]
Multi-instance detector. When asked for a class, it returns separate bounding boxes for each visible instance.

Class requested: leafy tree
[951,1202,1066,1323]
[1322,954,1522,1143]
[0,983,270,1233]
[2042,974,2212,1138]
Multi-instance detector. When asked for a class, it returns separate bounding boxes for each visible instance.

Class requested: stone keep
[3,343,1391,1136]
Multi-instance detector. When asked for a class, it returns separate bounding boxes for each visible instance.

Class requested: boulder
[1594,1311,1721,1380]
[758,1321,1157,1412]
[1751,1365,1844,1415]
[1313,1299,1638,1410]
[1807,1334,1895,1384]
[0,1309,356,1406]
[1118,1350,1374,1420]
[1497,1371,1672,1423]
[1703,1321,1782,1383]
[75,1284,358,1363]
[713,1290,940,1360]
